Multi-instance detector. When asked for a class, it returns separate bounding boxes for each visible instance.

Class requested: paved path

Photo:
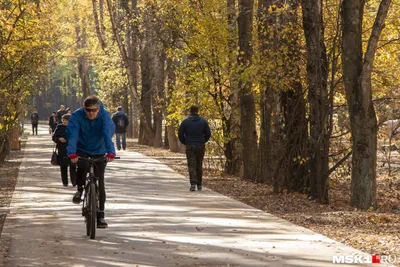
[0,124,392,267]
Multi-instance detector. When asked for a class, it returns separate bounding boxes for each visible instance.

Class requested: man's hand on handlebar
[68,153,79,164]
[106,153,115,162]
[68,153,116,163]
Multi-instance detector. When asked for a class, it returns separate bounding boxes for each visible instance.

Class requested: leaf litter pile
[128,141,400,262]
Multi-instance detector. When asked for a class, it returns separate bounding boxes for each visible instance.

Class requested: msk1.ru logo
[332,255,397,264]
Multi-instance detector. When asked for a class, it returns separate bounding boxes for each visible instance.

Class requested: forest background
[0,0,400,225]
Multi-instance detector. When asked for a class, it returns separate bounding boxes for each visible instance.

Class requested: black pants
[76,151,107,211]
[60,164,76,186]
[185,144,205,186]
[32,123,38,135]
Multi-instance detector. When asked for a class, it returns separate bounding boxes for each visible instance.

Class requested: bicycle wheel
[89,182,97,239]
[84,188,90,236]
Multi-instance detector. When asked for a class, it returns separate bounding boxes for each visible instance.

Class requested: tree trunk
[125,0,139,139]
[75,24,90,98]
[238,0,258,181]
[92,0,107,50]
[302,0,330,203]
[105,0,154,138]
[139,34,155,146]
[225,0,243,176]
[341,0,391,209]
[165,58,180,152]
[153,47,166,148]
[257,0,275,185]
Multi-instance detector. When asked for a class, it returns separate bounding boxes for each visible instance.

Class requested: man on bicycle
[66,95,116,228]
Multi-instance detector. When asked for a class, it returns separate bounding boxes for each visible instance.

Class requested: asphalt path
[0,124,393,267]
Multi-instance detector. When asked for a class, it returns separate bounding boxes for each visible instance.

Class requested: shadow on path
[0,125,391,267]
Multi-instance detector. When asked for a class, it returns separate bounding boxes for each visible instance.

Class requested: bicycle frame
[80,156,105,239]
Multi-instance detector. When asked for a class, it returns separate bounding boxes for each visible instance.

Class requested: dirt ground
[0,146,24,234]
[0,139,399,263]
[127,141,400,260]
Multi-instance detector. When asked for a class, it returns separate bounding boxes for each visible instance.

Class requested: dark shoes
[97,218,108,228]
[190,184,202,191]
[72,188,83,204]
[97,211,108,228]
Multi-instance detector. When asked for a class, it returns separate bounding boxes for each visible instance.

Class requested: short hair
[83,95,100,107]
[52,111,56,114]
[62,114,71,121]
[117,106,122,111]
[190,106,199,114]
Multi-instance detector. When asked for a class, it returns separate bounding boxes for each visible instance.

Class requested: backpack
[117,116,125,128]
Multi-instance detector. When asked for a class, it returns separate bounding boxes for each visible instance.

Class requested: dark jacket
[57,110,67,123]
[178,114,211,145]
[49,115,58,131]
[66,103,116,155]
[112,111,129,134]
[31,112,39,124]
[52,124,69,166]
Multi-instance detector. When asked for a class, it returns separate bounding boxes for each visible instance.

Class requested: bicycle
[79,156,119,239]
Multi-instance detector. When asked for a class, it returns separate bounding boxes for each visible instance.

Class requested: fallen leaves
[128,140,400,259]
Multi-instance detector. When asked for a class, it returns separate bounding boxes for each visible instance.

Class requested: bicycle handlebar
[78,156,120,163]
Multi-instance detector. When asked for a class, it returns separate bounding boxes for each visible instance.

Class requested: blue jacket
[66,103,116,155]
[178,114,211,145]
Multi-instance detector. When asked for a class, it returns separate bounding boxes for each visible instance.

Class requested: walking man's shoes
[190,184,196,191]
[197,185,202,191]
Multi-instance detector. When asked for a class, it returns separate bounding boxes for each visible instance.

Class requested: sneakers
[97,218,108,228]
[97,211,108,228]
[190,184,196,191]
[72,188,83,204]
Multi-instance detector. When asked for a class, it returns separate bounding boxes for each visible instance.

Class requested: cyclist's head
[83,95,100,120]
[84,95,100,108]
[62,114,71,126]
[117,106,122,111]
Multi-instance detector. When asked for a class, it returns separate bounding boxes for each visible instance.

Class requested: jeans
[185,144,206,186]
[116,133,126,150]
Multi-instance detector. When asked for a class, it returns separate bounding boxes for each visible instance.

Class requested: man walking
[178,106,211,191]
[111,106,129,150]
[57,105,67,122]
[30,108,39,135]
[49,111,58,133]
